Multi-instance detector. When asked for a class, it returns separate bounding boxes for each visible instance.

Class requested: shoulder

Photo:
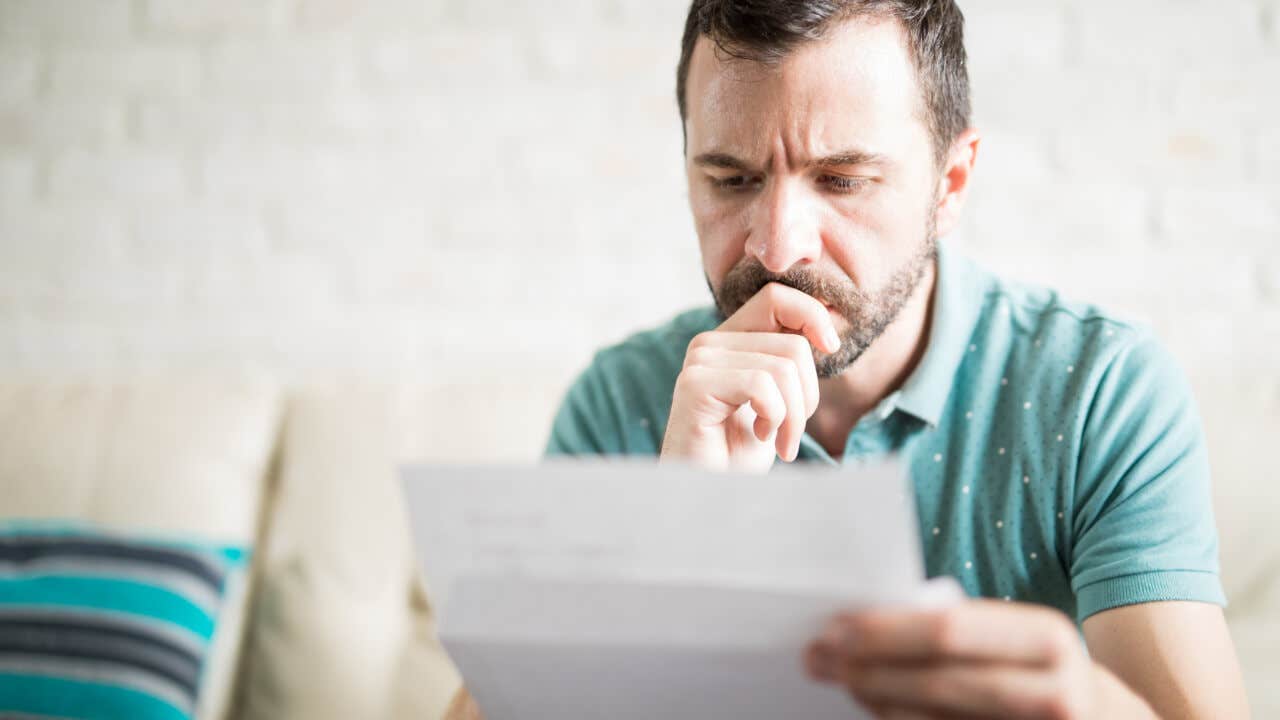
[990,271,1143,358]
[933,247,1159,397]
[976,268,1175,395]
[956,258,1196,467]
[973,266,1203,482]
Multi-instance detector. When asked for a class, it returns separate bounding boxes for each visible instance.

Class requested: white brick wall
[2,5,1278,712]
[0,0,134,41]
[0,0,1276,426]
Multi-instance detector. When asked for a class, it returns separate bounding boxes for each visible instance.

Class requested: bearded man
[519,1,1253,718]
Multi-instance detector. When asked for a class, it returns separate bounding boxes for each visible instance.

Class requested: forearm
[1092,662,1159,720]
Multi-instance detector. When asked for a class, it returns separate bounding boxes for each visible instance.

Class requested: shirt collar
[891,238,989,428]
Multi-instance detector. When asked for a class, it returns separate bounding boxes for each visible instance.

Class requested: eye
[821,175,871,193]
[709,175,761,192]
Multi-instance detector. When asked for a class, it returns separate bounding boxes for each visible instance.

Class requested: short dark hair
[676,0,971,166]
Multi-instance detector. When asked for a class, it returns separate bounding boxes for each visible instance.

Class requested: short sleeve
[544,360,623,457]
[1069,332,1226,622]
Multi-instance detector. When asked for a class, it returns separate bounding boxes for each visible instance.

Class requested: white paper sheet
[401,460,956,719]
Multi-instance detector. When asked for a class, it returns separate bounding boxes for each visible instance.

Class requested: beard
[710,230,937,379]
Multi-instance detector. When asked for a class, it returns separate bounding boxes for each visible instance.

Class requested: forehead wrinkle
[686,17,928,173]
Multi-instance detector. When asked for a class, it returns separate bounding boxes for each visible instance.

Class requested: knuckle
[1040,617,1078,666]
[928,610,962,654]
[685,345,713,369]
[1032,643,1089,720]
[688,331,715,351]
[673,367,702,395]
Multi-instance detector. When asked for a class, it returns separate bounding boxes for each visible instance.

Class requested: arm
[805,599,1157,719]
[804,596,1254,719]
[806,332,1249,719]
[1069,331,1249,716]
[1083,601,1249,720]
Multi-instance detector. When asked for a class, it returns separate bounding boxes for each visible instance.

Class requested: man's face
[684,17,942,377]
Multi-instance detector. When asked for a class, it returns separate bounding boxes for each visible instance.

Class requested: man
[449,1,1250,718]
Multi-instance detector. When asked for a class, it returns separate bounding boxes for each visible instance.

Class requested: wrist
[659,422,723,467]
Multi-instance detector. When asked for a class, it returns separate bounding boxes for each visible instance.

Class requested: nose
[744,176,822,274]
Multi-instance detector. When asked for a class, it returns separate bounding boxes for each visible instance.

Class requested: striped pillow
[0,523,247,720]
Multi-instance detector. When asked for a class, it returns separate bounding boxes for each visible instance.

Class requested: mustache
[715,261,861,318]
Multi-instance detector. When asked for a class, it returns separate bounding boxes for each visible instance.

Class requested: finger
[682,348,808,461]
[808,647,965,720]
[806,647,916,720]
[875,708,947,720]
[841,662,1066,720]
[677,365,787,442]
[819,600,1081,666]
[720,282,842,354]
[869,700,992,720]
[686,331,819,417]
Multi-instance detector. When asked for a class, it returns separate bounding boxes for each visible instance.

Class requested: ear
[933,128,981,238]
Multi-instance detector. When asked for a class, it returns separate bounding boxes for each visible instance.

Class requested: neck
[806,259,938,457]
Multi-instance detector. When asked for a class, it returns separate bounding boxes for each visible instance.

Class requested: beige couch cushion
[0,377,282,720]
[235,383,461,720]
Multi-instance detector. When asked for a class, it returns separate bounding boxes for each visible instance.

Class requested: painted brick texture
[0,0,1275,445]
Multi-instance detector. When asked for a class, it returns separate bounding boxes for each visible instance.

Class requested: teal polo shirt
[545,240,1226,623]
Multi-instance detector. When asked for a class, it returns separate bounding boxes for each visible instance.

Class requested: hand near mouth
[660,282,841,472]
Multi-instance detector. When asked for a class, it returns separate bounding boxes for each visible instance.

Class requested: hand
[803,600,1159,719]
[660,282,842,472]
[443,686,484,720]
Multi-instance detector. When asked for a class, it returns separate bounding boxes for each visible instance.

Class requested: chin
[814,351,856,379]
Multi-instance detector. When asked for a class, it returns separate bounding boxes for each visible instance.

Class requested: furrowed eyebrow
[692,149,888,172]
[692,153,753,171]
[809,150,888,168]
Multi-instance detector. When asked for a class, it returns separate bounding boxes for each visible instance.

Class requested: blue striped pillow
[0,522,248,720]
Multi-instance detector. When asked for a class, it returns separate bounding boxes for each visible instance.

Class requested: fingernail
[825,329,841,352]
